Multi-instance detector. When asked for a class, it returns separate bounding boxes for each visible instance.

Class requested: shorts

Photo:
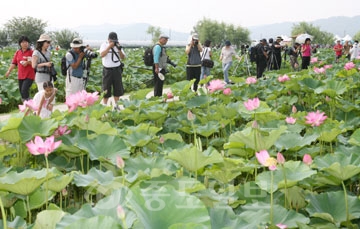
[102,66,124,98]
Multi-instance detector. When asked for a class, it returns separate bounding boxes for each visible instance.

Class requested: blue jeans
[222,61,232,83]
[200,66,211,80]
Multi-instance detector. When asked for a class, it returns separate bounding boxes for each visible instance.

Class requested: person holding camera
[220,40,240,84]
[64,38,87,97]
[256,39,269,79]
[272,36,283,69]
[32,34,53,92]
[5,36,35,102]
[100,32,126,109]
[289,42,301,71]
[186,33,203,92]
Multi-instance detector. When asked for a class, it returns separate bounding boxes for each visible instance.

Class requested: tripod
[267,51,279,71]
[233,51,251,76]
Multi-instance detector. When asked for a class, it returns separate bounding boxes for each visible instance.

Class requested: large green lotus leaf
[170,80,196,95]
[314,80,347,96]
[0,216,27,229]
[0,168,57,195]
[46,171,75,192]
[18,115,58,142]
[56,129,87,158]
[203,158,244,184]
[167,146,223,173]
[139,103,168,122]
[61,215,119,229]
[306,191,360,225]
[72,117,117,136]
[129,185,211,228]
[314,153,360,181]
[129,88,152,100]
[125,155,178,183]
[0,163,12,176]
[0,116,22,143]
[33,210,67,229]
[348,128,360,146]
[298,77,322,91]
[185,95,209,108]
[275,132,319,150]
[209,206,243,229]
[77,134,130,162]
[238,203,309,228]
[123,123,161,147]
[256,161,316,193]
[314,120,344,142]
[195,121,220,138]
[28,188,56,210]
[225,125,287,152]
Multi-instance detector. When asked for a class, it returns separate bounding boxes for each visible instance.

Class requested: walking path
[0,88,172,122]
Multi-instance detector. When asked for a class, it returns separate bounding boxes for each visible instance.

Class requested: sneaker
[158,73,165,81]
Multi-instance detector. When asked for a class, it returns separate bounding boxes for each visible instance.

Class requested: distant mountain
[248,15,360,41]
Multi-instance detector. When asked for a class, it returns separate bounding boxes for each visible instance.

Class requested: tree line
[1,16,360,49]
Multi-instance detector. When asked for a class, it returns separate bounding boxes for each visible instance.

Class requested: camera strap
[111,48,120,63]
[201,47,208,61]
[37,50,50,73]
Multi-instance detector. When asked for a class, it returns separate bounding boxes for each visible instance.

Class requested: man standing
[65,38,86,98]
[153,34,169,97]
[100,32,126,109]
[256,39,268,79]
[185,33,202,91]
[272,36,283,69]
[333,40,343,63]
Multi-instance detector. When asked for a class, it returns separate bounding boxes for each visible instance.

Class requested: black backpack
[143,44,162,66]
[61,50,75,76]
[250,45,258,62]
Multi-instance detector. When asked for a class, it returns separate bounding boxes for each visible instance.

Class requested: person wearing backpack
[65,38,86,98]
[256,39,268,79]
[152,34,170,97]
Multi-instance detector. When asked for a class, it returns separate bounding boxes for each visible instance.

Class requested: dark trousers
[302,56,310,69]
[186,66,201,91]
[256,59,267,78]
[152,66,164,97]
[19,78,34,101]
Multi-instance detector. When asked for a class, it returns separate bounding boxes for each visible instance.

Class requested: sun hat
[192,33,199,40]
[108,32,118,42]
[70,38,85,48]
[159,34,169,39]
[37,34,51,42]
[225,40,231,46]
[276,36,283,41]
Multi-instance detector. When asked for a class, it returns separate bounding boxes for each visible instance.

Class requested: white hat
[37,34,51,42]
[70,38,85,48]
[192,33,199,40]
[159,34,169,39]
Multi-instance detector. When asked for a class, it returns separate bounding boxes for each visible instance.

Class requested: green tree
[50,29,80,50]
[291,22,333,45]
[353,31,360,41]
[0,29,10,47]
[4,16,47,45]
[193,18,250,48]
[146,26,162,44]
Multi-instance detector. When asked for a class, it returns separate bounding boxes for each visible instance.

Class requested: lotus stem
[342,181,350,224]
[270,170,274,225]
[45,156,49,210]
[0,195,7,229]
[281,165,288,208]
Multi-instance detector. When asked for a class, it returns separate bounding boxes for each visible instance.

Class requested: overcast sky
[1,0,359,33]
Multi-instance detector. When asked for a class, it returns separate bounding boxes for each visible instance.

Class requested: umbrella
[295,33,313,44]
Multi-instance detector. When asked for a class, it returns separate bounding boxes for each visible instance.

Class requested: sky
[1,0,359,34]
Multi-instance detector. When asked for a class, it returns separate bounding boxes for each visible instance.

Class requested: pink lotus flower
[19,99,38,112]
[277,152,285,165]
[276,223,288,229]
[313,67,325,74]
[310,57,318,63]
[116,155,125,169]
[256,150,277,170]
[278,74,290,82]
[167,91,174,99]
[305,110,327,126]
[0,97,2,104]
[246,77,257,84]
[244,98,260,111]
[62,188,68,196]
[223,88,232,95]
[159,136,165,144]
[54,125,71,137]
[117,205,125,220]
[303,154,313,165]
[285,117,296,124]
[187,110,196,121]
[292,105,297,113]
[344,62,355,70]
[207,79,226,93]
[324,64,332,69]
[26,135,62,157]
[65,90,99,112]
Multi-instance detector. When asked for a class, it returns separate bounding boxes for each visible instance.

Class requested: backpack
[250,45,258,62]
[61,50,75,76]
[143,44,162,66]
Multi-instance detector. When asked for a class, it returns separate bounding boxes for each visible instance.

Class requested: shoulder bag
[201,47,214,68]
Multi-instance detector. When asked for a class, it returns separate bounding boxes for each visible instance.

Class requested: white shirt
[99,41,126,68]
[350,43,359,61]
[201,47,211,60]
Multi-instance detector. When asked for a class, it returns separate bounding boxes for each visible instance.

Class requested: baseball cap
[70,38,85,48]
[192,33,199,40]
[108,32,118,42]
[260,38,267,43]
[225,40,231,46]
[159,34,169,39]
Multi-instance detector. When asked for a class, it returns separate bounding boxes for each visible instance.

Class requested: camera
[80,46,98,58]
[194,40,199,46]
[167,57,177,67]
[110,39,123,50]
[240,44,249,54]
